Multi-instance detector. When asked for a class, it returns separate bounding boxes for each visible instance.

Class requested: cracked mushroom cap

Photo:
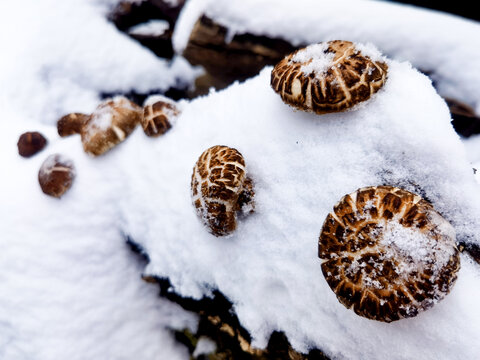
[319,186,460,322]
[191,145,254,236]
[142,95,180,137]
[271,40,388,114]
[81,96,142,156]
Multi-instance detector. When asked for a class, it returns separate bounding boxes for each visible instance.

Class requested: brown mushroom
[57,113,90,137]
[191,145,255,236]
[319,186,460,322]
[271,40,388,114]
[81,96,142,156]
[38,154,75,198]
[142,96,180,137]
[17,131,47,158]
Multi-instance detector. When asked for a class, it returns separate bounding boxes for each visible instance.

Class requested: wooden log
[182,16,480,136]
[446,98,480,137]
[108,1,185,59]
[183,16,300,83]
[108,0,185,30]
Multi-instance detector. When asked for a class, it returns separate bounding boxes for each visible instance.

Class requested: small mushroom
[57,113,90,137]
[319,186,460,322]
[271,40,388,114]
[142,95,180,137]
[38,154,75,198]
[81,96,142,156]
[17,131,47,158]
[191,145,255,236]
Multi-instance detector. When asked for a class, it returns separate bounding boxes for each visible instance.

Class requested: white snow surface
[0,120,198,360]
[115,62,480,359]
[174,0,480,113]
[0,0,198,127]
[0,0,199,359]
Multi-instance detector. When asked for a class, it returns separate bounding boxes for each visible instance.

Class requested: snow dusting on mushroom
[319,186,460,322]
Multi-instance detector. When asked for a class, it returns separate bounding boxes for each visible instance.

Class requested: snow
[0,0,199,359]
[291,43,334,76]
[192,337,216,357]
[174,0,480,113]
[0,0,199,128]
[128,20,171,37]
[0,120,198,360]
[2,0,480,359]
[379,218,455,270]
[114,61,480,359]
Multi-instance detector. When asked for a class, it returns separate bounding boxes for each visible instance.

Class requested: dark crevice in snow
[391,1,480,22]
[126,238,330,359]
[99,85,190,105]
[458,241,480,264]
[445,98,480,138]
[108,1,186,60]
[108,0,185,31]
[125,235,150,263]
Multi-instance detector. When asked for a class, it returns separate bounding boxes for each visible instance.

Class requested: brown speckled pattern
[319,186,460,322]
[142,100,179,137]
[271,40,388,114]
[191,145,254,236]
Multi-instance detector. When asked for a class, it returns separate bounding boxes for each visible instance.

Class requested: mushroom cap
[319,186,460,322]
[17,131,47,158]
[81,96,142,156]
[38,154,75,198]
[191,145,254,236]
[271,40,388,114]
[142,97,180,137]
[57,113,90,137]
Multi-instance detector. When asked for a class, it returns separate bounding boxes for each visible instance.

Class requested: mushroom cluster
[23,37,467,326]
[58,95,181,156]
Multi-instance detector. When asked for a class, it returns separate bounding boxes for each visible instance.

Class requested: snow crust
[174,0,480,113]
[114,63,480,359]
[4,56,480,359]
[0,1,198,359]
[379,218,455,271]
[0,121,198,360]
[291,43,334,76]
